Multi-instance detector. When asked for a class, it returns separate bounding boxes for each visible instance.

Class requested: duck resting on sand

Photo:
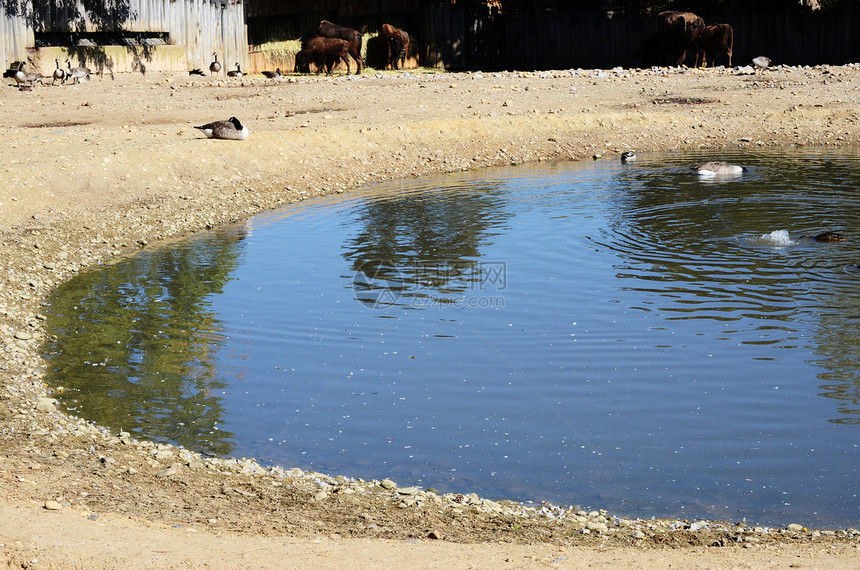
[194,117,248,140]
[695,161,744,177]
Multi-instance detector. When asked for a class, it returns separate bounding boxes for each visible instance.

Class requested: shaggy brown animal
[654,11,705,67]
[695,24,733,68]
[380,23,410,70]
[294,37,352,76]
[318,20,364,74]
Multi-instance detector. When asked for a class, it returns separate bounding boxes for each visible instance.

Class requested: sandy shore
[2,65,860,568]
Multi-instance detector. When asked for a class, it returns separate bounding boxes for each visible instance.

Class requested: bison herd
[294,20,411,76]
[293,13,732,77]
[652,10,733,68]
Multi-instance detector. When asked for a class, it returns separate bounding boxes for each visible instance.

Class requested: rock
[44,500,63,510]
[153,449,174,460]
[380,479,397,490]
[396,486,419,495]
[689,520,709,531]
[786,523,805,532]
[427,530,442,540]
[586,521,608,533]
[35,398,57,413]
[156,464,182,478]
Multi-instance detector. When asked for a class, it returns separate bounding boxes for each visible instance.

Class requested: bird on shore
[753,56,771,74]
[13,66,43,88]
[52,59,66,85]
[620,151,637,162]
[209,53,221,75]
[63,59,90,84]
[262,68,282,80]
[189,68,206,76]
[194,117,248,140]
[695,161,744,177]
[227,63,243,78]
[800,231,845,243]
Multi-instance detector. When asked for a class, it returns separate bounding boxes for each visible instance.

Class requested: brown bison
[654,11,705,67]
[294,37,352,76]
[380,23,410,70]
[695,24,733,68]
[318,19,364,74]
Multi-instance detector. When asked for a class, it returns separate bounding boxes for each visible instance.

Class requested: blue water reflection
[44,148,860,527]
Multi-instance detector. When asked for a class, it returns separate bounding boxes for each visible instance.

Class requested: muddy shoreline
[2,65,859,567]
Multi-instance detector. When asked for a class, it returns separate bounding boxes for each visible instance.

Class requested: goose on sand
[64,59,90,84]
[227,63,243,77]
[695,161,744,177]
[52,59,66,85]
[14,67,43,87]
[209,53,221,75]
[262,68,282,80]
[194,117,248,140]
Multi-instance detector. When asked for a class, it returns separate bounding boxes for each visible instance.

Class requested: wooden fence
[420,4,860,70]
[1,0,247,75]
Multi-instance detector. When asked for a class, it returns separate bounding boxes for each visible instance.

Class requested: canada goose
[801,231,845,243]
[63,59,90,84]
[194,117,248,140]
[262,68,282,80]
[620,151,637,162]
[695,161,744,177]
[13,67,43,88]
[227,63,242,77]
[52,59,66,85]
[209,53,221,75]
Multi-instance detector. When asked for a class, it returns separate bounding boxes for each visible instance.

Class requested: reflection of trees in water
[343,185,512,306]
[44,229,245,456]
[604,154,860,425]
[813,310,860,425]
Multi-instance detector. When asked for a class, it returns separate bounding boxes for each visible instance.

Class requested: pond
[43,148,859,527]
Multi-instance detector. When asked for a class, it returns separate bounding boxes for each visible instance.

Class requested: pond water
[44,148,860,527]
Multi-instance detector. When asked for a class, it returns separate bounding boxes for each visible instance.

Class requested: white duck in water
[194,116,248,140]
[620,151,637,162]
[695,161,744,177]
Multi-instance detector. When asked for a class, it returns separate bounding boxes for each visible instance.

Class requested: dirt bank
[2,64,859,568]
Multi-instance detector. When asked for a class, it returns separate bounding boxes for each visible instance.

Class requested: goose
[800,231,845,243]
[262,68,282,80]
[209,53,221,75]
[620,151,637,162]
[695,161,744,177]
[13,67,43,88]
[194,117,248,140]
[64,59,90,84]
[188,68,206,76]
[227,62,243,78]
[52,59,66,85]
